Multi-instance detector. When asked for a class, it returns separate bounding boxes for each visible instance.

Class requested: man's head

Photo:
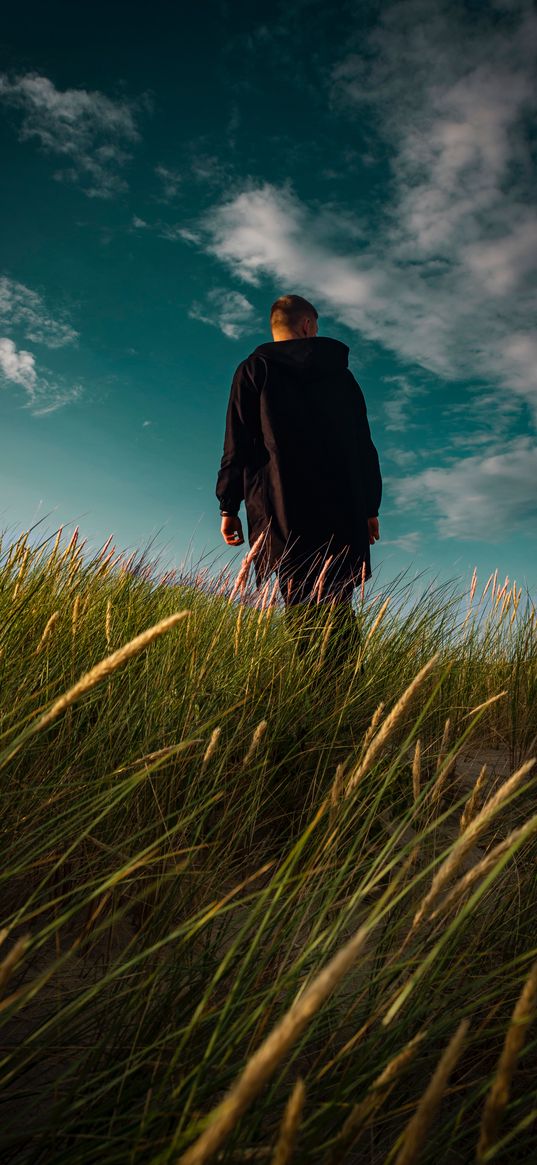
[270,294,319,341]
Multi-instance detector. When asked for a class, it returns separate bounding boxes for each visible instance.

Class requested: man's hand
[368,517,380,544]
[221,515,245,546]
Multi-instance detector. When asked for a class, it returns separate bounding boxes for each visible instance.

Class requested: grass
[0,523,536,1164]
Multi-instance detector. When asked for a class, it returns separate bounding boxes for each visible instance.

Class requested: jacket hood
[251,336,349,375]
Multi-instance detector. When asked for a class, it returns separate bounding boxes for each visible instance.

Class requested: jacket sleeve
[348,372,382,518]
[215,360,263,517]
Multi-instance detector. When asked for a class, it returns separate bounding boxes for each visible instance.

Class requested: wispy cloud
[394,437,537,540]
[188,287,257,340]
[155,164,182,202]
[0,276,78,347]
[380,531,421,553]
[0,72,150,198]
[382,375,429,432]
[0,336,82,414]
[0,276,81,413]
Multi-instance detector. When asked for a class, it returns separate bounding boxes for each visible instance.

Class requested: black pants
[276,545,363,673]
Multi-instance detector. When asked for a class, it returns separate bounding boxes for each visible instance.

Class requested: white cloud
[0,72,148,198]
[188,288,257,340]
[381,531,421,553]
[384,447,419,468]
[0,276,78,347]
[394,437,537,539]
[0,278,81,412]
[0,338,36,390]
[180,1,537,423]
[0,335,81,413]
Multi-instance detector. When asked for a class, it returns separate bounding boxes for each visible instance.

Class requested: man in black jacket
[216,293,382,667]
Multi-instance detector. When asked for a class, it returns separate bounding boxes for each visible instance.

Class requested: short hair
[270,294,318,333]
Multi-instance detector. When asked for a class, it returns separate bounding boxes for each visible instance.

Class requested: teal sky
[1,0,536,598]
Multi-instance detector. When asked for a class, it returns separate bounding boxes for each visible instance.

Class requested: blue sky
[1,0,536,598]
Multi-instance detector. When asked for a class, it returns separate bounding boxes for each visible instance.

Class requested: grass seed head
[393,1019,469,1165]
[478,959,537,1161]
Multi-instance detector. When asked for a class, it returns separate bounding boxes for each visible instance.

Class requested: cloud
[180,1,537,423]
[0,276,78,347]
[0,335,81,414]
[382,375,429,432]
[384,447,419,468]
[330,0,537,407]
[394,437,537,539]
[0,337,36,391]
[0,277,81,412]
[0,72,149,198]
[188,288,257,340]
[155,164,182,202]
[380,531,421,552]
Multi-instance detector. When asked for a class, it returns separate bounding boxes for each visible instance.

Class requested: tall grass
[0,525,536,1164]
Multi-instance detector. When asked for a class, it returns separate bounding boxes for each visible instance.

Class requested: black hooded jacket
[216,336,382,588]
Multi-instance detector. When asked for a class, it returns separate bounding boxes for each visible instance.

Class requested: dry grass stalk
[364,596,390,648]
[270,1078,305,1165]
[361,703,386,755]
[0,934,30,995]
[329,761,348,831]
[12,547,30,600]
[463,692,507,719]
[412,758,536,929]
[360,559,367,604]
[429,812,537,924]
[330,762,346,809]
[229,533,266,603]
[121,550,137,574]
[490,569,498,602]
[2,611,190,766]
[412,738,422,803]
[96,549,115,576]
[96,534,114,563]
[105,598,112,648]
[459,763,488,833]
[267,577,280,610]
[71,593,81,638]
[481,571,494,601]
[494,576,509,608]
[65,526,79,556]
[436,717,451,774]
[393,1019,469,1165]
[177,915,377,1165]
[326,1031,425,1165]
[203,727,222,766]
[469,566,477,603]
[243,720,268,766]
[35,610,60,654]
[477,959,537,1161]
[317,607,335,670]
[431,718,457,805]
[234,604,244,656]
[50,525,63,560]
[346,654,439,795]
[312,555,334,603]
[256,578,271,614]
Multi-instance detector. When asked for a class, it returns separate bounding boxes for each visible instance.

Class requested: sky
[1,0,536,600]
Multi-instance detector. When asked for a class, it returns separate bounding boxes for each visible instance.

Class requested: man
[216,294,382,668]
